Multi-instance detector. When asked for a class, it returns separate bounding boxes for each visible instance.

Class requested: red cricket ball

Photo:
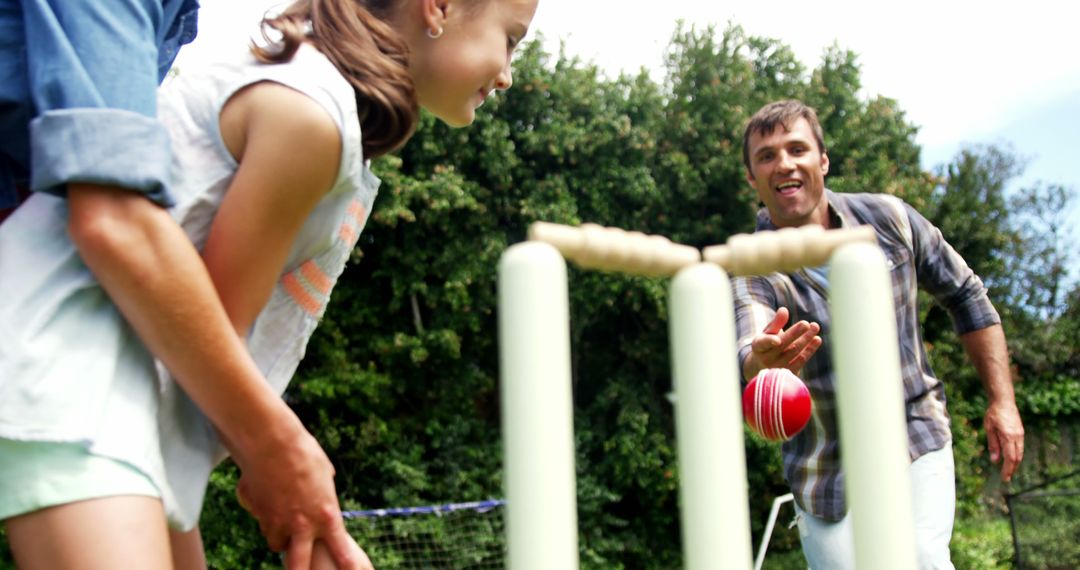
[742,368,813,442]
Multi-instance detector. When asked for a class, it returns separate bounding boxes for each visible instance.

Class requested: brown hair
[254,0,418,159]
[742,99,826,172]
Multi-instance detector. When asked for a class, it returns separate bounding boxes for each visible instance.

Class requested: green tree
[806,45,927,201]
[9,24,1074,570]
[916,144,1079,520]
[199,26,1030,569]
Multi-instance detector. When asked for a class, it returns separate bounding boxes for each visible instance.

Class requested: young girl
[0,0,539,568]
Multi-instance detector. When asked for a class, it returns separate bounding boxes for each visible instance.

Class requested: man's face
[744,117,831,228]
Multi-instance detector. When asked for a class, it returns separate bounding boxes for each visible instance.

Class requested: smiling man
[730,99,1025,569]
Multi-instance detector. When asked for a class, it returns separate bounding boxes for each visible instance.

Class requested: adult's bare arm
[959,324,1024,482]
[69,184,360,568]
[66,184,298,459]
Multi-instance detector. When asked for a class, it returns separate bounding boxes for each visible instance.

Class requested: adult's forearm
[959,324,1015,404]
[960,322,1025,480]
[66,184,297,455]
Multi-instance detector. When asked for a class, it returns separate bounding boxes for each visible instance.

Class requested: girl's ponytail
[255,0,419,159]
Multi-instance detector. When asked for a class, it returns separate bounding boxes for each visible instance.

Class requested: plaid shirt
[732,190,1001,521]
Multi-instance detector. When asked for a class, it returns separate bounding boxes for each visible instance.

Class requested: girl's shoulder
[165,43,357,136]
[163,43,367,206]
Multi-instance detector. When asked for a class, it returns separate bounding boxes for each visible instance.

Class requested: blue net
[343,500,505,569]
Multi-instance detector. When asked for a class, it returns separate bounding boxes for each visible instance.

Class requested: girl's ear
[420,0,451,32]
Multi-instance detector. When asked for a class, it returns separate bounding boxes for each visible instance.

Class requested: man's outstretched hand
[747,307,822,377]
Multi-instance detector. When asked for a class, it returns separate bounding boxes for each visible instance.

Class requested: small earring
[426,26,443,39]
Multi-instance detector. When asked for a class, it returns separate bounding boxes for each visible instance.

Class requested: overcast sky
[177,0,1079,227]
[535,1,1080,143]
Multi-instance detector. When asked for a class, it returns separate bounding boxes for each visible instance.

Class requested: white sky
[527,0,1080,148]
[178,0,1080,189]
[176,0,1079,279]
[180,0,1080,146]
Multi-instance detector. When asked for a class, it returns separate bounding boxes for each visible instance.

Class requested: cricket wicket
[498,222,916,570]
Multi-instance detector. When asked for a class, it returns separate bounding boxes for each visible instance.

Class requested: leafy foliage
[951,515,1015,569]
[3,24,1077,570]
[269,25,1076,568]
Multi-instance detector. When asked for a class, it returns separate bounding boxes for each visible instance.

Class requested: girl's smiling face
[408,0,538,127]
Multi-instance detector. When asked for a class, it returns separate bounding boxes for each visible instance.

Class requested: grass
[755,513,1016,570]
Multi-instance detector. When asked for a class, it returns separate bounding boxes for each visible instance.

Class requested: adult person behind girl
[0,1,357,565]
[0,0,198,219]
[0,0,539,569]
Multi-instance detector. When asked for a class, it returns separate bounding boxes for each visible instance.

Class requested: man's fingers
[763,307,790,335]
[778,323,815,354]
[769,322,820,371]
[986,429,1002,464]
[1001,455,1017,482]
[1001,436,1024,482]
[777,321,816,347]
[753,324,819,371]
[787,336,822,373]
[755,312,820,369]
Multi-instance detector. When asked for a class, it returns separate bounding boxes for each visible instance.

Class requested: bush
[951,515,1013,569]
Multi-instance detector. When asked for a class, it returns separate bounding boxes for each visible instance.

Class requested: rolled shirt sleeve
[30,109,174,205]
[731,274,780,383]
[1,0,199,207]
[0,0,33,207]
[906,202,1001,334]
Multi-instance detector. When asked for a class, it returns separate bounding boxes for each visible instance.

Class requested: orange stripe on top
[338,223,357,244]
[299,260,332,295]
[347,200,367,225]
[281,272,322,317]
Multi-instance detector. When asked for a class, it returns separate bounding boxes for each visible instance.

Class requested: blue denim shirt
[0,0,199,208]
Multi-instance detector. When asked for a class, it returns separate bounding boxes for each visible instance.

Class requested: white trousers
[795,443,956,570]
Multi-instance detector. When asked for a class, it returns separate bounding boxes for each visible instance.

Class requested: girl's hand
[232,411,366,569]
[307,538,374,570]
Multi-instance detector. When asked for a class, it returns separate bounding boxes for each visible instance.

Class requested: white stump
[498,241,579,570]
[830,242,917,570]
[669,263,753,570]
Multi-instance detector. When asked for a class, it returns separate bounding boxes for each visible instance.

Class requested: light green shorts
[0,439,159,522]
